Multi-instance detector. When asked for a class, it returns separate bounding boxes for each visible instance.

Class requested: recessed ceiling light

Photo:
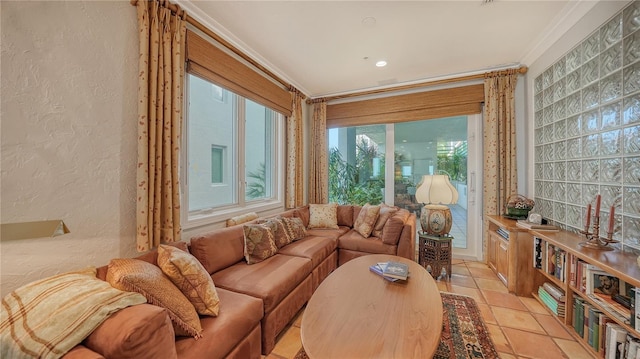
[376,60,387,67]
[362,17,377,27]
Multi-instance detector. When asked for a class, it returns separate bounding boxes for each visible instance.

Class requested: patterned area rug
[295,292,498,359]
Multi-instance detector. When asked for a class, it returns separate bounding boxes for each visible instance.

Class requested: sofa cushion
[277,235,337,268]
[305,226,350,240]
[175,288,263,359]
[382,209,411,245]
[63,345,105,359]
[84,304,177,359]
[243,221,278,264]
[372,204,399,238]
[226,212,259,227]
[336,205,354,227]
[212,254,312,313]
[190,226,246,274]
[353,203,380,237]
[106,258,203,338]
[157,244,220,316]
[294,205,310,227]
[338,230,397,255]
[308,203,339,229]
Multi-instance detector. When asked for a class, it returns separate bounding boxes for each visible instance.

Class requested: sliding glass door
[328,115,482,260]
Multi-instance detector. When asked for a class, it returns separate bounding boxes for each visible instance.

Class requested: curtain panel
[286,90,304,209]
[309,100,328,204]
[135,0,186,252]
[482,69,518,255]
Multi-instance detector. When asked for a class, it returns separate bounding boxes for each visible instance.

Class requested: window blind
[326,84,484,128]
[186,29,292,116]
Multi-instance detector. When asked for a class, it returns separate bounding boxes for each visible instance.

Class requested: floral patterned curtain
[309,99,328,204]
[286,89,304,209]
[483,69,518,255]
[135,0,186,251]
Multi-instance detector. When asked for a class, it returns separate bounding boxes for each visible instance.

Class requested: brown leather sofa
[62,204,416,359]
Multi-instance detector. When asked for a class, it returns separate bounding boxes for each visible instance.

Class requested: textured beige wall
[1,1,139,296]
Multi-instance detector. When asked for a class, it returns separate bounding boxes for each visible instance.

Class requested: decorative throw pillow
[106,258,203,338]
[353,203,381,237]
[308,203,339,229]
[226,212,259,227]
[157,244,220,317]
[372,204,399,238]
[269,216,307,248]
[243,221,278,264]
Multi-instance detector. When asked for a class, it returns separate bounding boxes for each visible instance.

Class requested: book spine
[543,282,566,302]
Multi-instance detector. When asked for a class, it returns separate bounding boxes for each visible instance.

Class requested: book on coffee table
[382,261,409,280]
[369,263,399,282]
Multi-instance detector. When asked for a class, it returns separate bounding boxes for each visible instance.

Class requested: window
[185,73,283,223]
[210,146,224,184]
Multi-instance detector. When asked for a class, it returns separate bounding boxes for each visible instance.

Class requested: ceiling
[180,0,598,99]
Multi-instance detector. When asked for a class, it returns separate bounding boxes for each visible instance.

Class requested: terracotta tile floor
[265,259,595,359]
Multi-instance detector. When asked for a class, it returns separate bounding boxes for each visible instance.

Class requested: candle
[608,206,615,233]
[585,203,591,229]
[594,194,601,216]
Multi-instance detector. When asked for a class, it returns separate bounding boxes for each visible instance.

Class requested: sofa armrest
[83,304,178,359]
[396,213,416,260]
[62,345,105,359]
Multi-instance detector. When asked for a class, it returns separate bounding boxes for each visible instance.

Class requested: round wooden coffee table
[301,254,443,359]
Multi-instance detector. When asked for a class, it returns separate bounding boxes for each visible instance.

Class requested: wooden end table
[418,232,453,279]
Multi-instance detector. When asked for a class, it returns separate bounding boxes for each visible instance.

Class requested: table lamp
[415,174,459,236]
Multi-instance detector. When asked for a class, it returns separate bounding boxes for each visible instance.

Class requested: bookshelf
[486,215,545,297]
[532,229,640,358]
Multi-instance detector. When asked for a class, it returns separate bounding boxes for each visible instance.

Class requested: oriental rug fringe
[294,292,498,359]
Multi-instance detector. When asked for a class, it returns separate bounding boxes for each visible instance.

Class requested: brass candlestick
[579,215,619,250]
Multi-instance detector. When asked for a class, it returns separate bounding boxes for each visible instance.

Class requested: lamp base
[420,204,452,236]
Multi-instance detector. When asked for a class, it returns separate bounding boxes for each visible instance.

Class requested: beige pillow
[353,204,381,237]
[372,204,399,238]
[243,221,278,264]
[106,258,203,338]
[308,203,339,229]
[157,244,220,317]
[226,212,259,227]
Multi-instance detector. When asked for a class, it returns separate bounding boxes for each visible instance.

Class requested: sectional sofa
[61,204,416,359]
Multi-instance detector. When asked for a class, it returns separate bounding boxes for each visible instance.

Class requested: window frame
[182,73,285,230]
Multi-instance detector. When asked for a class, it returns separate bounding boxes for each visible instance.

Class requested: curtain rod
[130,0,306,100]
[306,66,528,104]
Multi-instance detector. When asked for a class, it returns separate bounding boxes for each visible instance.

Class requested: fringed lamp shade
[415,175,459,236]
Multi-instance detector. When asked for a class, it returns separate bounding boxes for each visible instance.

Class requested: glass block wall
[533,0,640,251]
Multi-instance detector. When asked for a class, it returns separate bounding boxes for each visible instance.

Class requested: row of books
[369,261,409,282]
[538,283,566,317]
[533,238,567,282]
[576,297,640,359]
[570,257,638,330]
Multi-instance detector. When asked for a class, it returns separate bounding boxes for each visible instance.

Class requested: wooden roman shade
[186,29,292,116]
[326,84,484,128]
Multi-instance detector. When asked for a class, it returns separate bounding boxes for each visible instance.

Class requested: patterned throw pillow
[106,258,203,338]
[308,203,339,229]
[372,204,399,238]
[157,245,220,317]
[264,217,308,248]
[353,203,381,237]
[243,221,278,264]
